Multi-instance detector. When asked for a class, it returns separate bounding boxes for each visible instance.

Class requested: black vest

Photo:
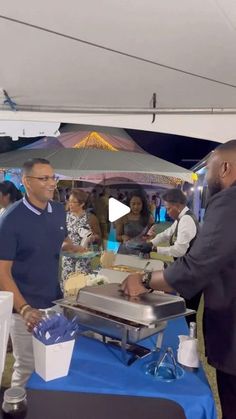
[170,210,199,260]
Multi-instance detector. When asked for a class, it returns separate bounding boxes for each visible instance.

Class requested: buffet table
[28,317,217,419]
[0,389,186,419]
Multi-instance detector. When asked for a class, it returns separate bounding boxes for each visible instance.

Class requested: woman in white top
[61,189,101,288]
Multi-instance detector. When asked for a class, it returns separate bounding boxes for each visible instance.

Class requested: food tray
[61,251,100,259]
[77,283,186,326]
[110,265,144,273]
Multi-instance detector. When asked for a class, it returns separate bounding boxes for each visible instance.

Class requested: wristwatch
[141,271,153,290]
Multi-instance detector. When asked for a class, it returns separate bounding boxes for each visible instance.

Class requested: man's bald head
[216,139,236,159]
[206,140,236,197]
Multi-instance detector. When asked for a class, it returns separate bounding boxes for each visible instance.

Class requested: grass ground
[197,300,221,418]
[1,352,13,388]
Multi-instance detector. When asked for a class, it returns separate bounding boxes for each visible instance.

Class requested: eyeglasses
[26,175,59,183]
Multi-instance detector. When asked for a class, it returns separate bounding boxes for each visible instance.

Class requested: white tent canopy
[0,148,193,183]
[1,0,236,142]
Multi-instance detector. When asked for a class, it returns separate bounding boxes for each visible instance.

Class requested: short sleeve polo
[0,198,67,308]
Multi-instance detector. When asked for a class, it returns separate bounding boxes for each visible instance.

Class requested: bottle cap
[189,322,197,338]
[3,387,26,404]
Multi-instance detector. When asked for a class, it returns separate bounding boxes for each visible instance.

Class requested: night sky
[0,126,219,170]
[126,129,219,169]
[0,136,41,154]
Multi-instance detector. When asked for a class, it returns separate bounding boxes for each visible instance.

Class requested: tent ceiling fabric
[0,112,236,143]
[0,148,193,183]
[1,0,236,140]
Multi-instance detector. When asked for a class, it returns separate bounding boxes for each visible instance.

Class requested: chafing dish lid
[77,283,186,326]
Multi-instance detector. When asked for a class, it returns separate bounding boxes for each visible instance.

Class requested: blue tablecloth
[28,317,217,419]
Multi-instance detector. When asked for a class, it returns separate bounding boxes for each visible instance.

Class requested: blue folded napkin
[33,314,79,345]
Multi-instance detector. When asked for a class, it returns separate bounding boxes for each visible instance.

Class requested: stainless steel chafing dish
[55,283,192,364]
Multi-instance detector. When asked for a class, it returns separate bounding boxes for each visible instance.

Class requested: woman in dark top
[0,180,22,215]
[116,190,154,255]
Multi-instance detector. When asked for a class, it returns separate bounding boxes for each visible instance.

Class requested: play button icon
[108,198,130,222]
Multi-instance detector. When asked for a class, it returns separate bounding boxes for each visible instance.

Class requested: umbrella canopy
[0,148,193,183]
[22,125,145,152]
[77,172,180,188]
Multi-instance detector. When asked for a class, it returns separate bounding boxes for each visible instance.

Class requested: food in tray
[86,274,110,286]
[100,251,116,268]
[110,265,144,273]
[64,273,87,297]
[64,272,109,297]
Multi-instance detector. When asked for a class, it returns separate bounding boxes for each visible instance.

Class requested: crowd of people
[1,139,236,416]
[52,185,175,242]
[0,163,185,388]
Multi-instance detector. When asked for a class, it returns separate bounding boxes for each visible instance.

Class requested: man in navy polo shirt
[0,158,84,387]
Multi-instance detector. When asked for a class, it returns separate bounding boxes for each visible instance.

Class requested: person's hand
[132,242,153,254]
[22,307,43,332]
[147,225,156,238]
[87,234,99,244]
[141,235,150,241]
[69,244,87,253]
[62,239,87,253]
[120,273,148,297]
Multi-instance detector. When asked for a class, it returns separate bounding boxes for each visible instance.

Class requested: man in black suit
[122,140,236,418]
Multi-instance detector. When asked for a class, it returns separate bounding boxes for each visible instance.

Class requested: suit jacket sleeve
[164,190,236,299]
